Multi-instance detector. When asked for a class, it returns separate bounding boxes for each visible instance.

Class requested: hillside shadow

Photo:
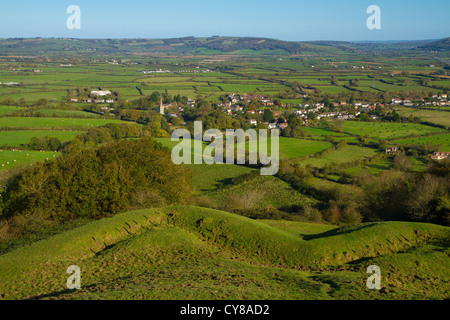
[26,274,135,300]
[201,177,234,192]
[303,223,378,241]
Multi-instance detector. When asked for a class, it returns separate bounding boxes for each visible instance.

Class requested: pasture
[394,133,450,151]
[0,149,59,171]
[342,121,444,139]
[0,105,26,116]
[394,107,450,128]
[298,145,378,168]
[0,117,132,130]
[0,130,84,147]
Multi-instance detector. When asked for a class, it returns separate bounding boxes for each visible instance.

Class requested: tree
[2,138,192,224]
[393,153,412,171]
[263,109,274,122]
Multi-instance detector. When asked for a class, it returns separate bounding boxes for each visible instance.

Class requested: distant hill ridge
[418,37,450,51]
[0,36,448,55]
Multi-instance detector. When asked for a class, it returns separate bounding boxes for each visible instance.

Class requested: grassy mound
[0,206,448,300]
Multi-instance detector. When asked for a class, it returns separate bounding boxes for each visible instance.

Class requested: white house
[91,90,112,97]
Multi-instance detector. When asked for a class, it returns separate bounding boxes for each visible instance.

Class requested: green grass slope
[0,206,448,300]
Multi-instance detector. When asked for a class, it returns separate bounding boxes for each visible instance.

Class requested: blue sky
[0,0,449,41]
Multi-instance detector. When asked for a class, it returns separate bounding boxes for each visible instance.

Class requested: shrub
[341,207,363,224]
[1,138,192,225]
[194,195,216,209]
[301,204,323,222]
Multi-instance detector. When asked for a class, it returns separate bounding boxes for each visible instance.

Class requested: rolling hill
[418,37,450,51]
[1,205,448,300]
[1,36,447,56]
[0,37,327,56]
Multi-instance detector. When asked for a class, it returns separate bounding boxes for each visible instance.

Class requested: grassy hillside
[0,37,344,56]
[0,206,448,300]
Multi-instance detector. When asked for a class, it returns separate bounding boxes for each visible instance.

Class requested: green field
[189,163,254,193]
[298,145,378,168]
[0,206,448,300]
[0,105,25,116]
[37,109,102,118]
[395,107,450,128]
[243,137,333,159]
[155,138,255,193]
[0,150,59,170]
[343,121,445,139]
[208,175,315,210]
[346,158,393,175]
[0,130,84,147]
[278,137,333,159]
[394,133,450,152]
[0,117,132,130]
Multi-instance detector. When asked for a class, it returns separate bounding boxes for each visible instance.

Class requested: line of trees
[276,159,450,226]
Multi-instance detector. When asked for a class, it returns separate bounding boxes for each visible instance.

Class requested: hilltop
[0,206,448,300]
[0,37,327,56]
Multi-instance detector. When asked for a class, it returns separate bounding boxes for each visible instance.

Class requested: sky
[0,0,449,41]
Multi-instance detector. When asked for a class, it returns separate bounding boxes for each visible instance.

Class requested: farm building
[277,123,289,130]
[91,90,112,97]
[431,152,450,160]
[386,147,400,155]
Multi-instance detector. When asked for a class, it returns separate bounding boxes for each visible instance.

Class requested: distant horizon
[1,1,449,41]
[0,36,446,44]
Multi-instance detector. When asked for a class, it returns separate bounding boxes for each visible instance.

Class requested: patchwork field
[0,38,449,303]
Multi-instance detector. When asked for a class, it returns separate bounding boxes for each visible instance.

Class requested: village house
[250,119,258,126]
[431,152,450,160]
[277,123,289,130]
[386,147,400,155]
[187,98,196,107]
[402,100,414,107]
[91,90,112,97]
[272,111,283,119]
[100,106,114,112]
[261,99,274,107]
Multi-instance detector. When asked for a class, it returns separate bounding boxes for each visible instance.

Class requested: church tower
[159,97,165,115]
